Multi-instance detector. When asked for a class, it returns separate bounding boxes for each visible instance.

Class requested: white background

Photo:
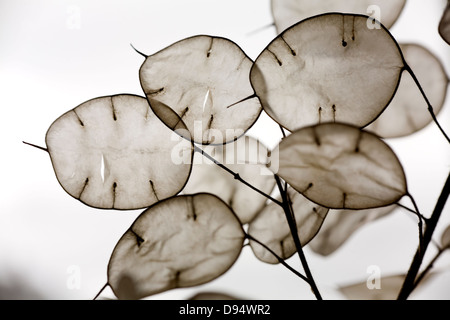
[0,0,449,299]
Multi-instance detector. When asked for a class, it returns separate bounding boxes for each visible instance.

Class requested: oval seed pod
[439,1,450,45]
[107,193,245,300]
[139,35,262,145]
[183,135,275,224]
[308,205,396,256]
[271,0,406,34]
[270,123,407,209]
[45,94,193,210]
[248,187,328,264]
[441,225,450,249]
[251,13,404,132]
[367,43,448,138]
[339,272,437,300]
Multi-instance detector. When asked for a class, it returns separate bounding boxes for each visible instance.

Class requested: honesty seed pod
[45,94,193,210]
[107,193,245,299]
[139,35,262,145]
[251,13,405,132]
[271,0,406,34]
[368,43,448,138]
[270,122,407,209]
[249,187,328,264]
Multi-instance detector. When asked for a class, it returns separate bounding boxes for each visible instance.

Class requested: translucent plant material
[441,225,450,249]
[339,272,436,300]
[139,35,262,145]
[45,94,193,210]
[183,135,275,224]
[107,193,245,300]
[439,1,450,45]
[250,13,404,132]
[271,0,406,34]
[308,205,396,256]
[271,123,407,209]
[367,43,448,138]
[248,188,328,264]
[189,291,240,300]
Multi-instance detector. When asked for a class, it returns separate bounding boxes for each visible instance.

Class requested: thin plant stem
[194,145,282,206]
[404,64,450,144]
[412,248,445,292]
[397,172,450,300]
[279,125,287,138]
[93,283,109,300]
[245,233,308,283]
[225,93,258,109]
[407,193,425,254]
[274,174,323,300]
[246,22,275,36]
[396,202,427,221]
[397,202,441,249]
[284,187,299,236]
[22,141,48,152]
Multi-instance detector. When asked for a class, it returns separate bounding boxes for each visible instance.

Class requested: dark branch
[398,171,450,299]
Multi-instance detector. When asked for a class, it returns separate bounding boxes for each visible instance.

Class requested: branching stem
[412,248,445,292]
[274,174,322,300]
[396,202,427,221]
[398,172,450,299]
[407,193,425,254]
[195,144,322,298]
[245,234,308,283]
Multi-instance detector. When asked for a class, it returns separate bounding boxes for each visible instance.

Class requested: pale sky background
[0,0,449,300]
